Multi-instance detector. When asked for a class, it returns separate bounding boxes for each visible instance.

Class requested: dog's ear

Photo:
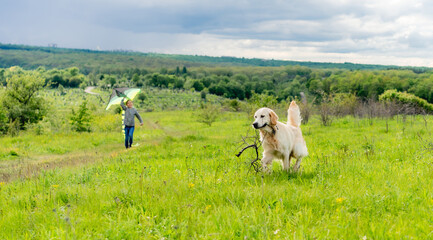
[269,110,279,125]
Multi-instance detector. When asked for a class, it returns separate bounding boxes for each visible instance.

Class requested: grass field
[1,104,433,238]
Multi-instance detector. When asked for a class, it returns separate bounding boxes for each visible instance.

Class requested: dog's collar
[264,124,278,135]
[271,125,278,134]
[258,123,278,135]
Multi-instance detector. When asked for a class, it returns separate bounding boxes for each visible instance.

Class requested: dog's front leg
[261,153,273,173]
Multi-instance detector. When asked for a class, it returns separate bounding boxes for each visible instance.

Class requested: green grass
[1,109,433,239]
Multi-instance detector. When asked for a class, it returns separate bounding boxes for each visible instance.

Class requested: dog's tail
[287,101,302,127]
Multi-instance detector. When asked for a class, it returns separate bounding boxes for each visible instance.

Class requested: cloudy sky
[1,0,433,66]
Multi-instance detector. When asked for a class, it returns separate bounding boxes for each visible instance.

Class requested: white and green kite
[105,88,141,110]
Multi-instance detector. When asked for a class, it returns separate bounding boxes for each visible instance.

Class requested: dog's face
[252,108,279,129]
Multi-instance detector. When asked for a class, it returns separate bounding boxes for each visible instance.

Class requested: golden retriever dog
[252,101,308,172]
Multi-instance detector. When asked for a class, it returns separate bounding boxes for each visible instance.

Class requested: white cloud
[2,0,433,66]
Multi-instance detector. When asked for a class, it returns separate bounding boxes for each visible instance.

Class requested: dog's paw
[292,165,302,174]
[261,165,272,174]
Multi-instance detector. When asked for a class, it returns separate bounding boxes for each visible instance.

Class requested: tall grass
[1,109,432,239]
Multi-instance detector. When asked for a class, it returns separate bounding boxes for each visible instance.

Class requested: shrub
[318,94,334,126]
[248,92,278,109]
[379,89,433,113]
[70,100,92,132]
[0,108,8,135]
[8,119,20,136]
[228,99,241,112]
[200,90,207,101]
[331,93,358,116]
[196,104,221,126]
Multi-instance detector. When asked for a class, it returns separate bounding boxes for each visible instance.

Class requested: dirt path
[0,143,125,182]
[0,127,189,182]
[84,86,99,95]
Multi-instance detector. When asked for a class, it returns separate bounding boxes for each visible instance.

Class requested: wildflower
[188,183,195,188]
[205,205,211,211]
[336,197,345,204]
[52,185,59,188]
[0,182,5,186]
[274,229,280,235]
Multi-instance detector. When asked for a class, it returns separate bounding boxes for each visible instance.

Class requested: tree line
[2,64,433,104]
[2,43,419,71]
[1,64,433,136]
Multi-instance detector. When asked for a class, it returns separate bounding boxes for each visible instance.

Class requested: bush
[200,90,207,101]
[0,108,8,135]
[8,119,20,136]
[228,99,241,112]
[318,94,334,126]
[331,93,358,116]
[196,104,221,126]
[248,92,278,109]
[379,89,433,113]
[70,100,92,132]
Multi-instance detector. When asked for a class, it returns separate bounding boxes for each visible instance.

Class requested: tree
[70,100,92,132]
[192,80,205,91]
[69,67,80,77]
[67,77,82,88]
[132,73,140,83]
[174,78,184,89]
[2,73,47,129]
[108,76,117,87]
[209,83,227,96]
[50,74,65,88]
[137,92,147,103]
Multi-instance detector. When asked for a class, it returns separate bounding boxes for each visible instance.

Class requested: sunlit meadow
[0,89,433,239]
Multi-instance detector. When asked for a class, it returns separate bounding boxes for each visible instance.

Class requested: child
[120,98,144,149]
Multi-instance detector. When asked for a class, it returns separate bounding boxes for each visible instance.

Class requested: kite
[106,88,142,136]
[105,88,141,110]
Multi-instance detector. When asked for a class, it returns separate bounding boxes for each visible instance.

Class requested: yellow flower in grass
[52,185,59,188]
[188,183,195,188]
[205,205,211,211]
[0,182,5,186]
[336,197,345,204]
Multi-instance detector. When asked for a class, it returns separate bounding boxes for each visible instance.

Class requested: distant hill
[0,43,429,73]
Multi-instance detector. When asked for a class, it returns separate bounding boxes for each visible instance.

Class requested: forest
[1,56,433,104]
[2,43,433,104]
